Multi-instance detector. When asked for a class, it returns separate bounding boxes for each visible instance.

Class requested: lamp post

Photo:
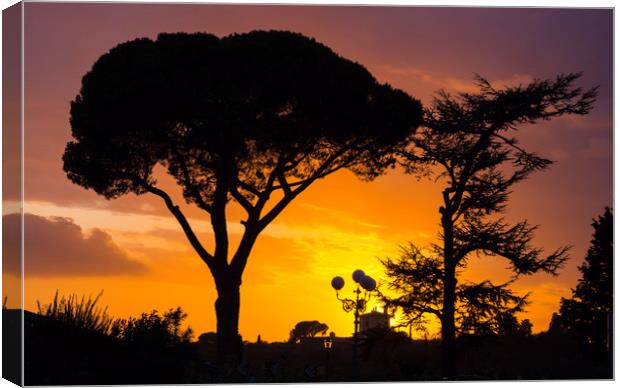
[331,269,377,381]
[323,337,332,381]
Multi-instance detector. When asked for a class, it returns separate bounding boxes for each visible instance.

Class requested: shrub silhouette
[111,307,193,346]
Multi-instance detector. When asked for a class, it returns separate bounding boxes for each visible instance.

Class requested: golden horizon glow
[5,3,611,344]
[12,166,584,341]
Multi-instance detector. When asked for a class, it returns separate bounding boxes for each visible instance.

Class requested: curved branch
[144,184,216,271]
[258,143,358,229]
[230,184,255,215]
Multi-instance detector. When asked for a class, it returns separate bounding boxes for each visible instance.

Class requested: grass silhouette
[36,290,114,335]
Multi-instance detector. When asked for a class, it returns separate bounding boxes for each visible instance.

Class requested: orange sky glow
[2,3,612,342]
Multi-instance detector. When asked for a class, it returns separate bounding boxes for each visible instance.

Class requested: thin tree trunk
[441,210,457,379]
[441,262,457,379]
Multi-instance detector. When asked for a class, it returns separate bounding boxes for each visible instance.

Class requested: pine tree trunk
[214,276,243,365]
[211,223,258,367]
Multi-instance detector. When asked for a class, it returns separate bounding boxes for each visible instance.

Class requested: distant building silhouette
[360,308,391,332]
[296,308,393,347]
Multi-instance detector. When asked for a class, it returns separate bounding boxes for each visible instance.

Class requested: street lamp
[331,269,377,380]
[331,269,377,335]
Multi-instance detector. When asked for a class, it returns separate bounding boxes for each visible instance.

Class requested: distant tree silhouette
[397,74,596,378]
[381,244,529,338]
[62,31,423,363]
[288,320,329,343]
[549,208,613,356]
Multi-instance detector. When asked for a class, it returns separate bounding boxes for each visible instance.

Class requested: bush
[111,307,193,347]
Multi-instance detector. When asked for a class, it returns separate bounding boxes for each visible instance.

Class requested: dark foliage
[548,208,613,376]
[111,307,193,346]
[24,276,602,384]
[26,301,200,385]
[20,303,611,384]
[62,30,423,361]
[381,244,530,337]
[395,73,596,378]
[288,320,329,343]
[573,208,613,311]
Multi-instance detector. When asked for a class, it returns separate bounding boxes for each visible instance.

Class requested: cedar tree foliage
[393,73,596,377]
[381,244,529,337]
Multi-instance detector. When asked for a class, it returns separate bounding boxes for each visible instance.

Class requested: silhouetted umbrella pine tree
[288,320,329,343]
[398,74,597,378]
[62,31,423,363]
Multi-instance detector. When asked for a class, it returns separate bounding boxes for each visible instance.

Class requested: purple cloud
[3,213,147,277]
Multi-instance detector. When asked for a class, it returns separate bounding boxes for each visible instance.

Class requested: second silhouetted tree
[397,74,596,378]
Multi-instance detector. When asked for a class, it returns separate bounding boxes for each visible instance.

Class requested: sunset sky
[3,3,612,341]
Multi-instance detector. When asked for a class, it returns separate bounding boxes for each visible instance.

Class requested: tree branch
[238,180,262,197]
[229,226,260,276]
[276,170,292,196]
[253,156,286,216]
[257,144,355,230]
[230,183,255,215]
[144,184,216,271]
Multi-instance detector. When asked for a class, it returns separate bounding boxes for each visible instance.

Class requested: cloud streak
[380,64,534,96]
